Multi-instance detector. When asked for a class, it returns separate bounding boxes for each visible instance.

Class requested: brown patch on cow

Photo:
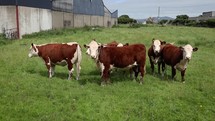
[148,39,166,74]
[98,44,146,85]
[160,44,198,82]
[29,43,82,80]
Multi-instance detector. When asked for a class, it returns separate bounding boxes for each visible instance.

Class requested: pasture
[0,25,215,121]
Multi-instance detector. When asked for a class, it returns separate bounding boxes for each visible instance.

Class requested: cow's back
[161,44,183,66]
[99,44,146,68]
[38,44,78,63]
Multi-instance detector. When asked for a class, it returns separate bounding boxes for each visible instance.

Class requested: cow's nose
[186,57,191,60]
[91,55,96,59]
[155,51,159,55]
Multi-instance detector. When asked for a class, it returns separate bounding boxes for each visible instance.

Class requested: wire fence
[2,28,18,40]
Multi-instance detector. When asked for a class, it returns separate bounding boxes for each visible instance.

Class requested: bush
[206,19,215,28]
[128,23,143,28]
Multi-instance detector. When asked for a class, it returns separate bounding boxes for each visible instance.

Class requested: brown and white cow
[28,42,82,80]
[160,44,198,82]
[84,39,127,60]
[97,44,146,85]
[148,39,166,74]
[84,39,129,71]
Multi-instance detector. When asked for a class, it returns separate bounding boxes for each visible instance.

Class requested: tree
[118,15,137,24]
[173,15,189,25]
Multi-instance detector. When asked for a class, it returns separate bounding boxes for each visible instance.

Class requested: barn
[0,0,118,39]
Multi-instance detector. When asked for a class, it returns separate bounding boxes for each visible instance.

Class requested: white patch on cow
[28,44,39,58]
[153,40,161,54]
[47,57,51,66]
[99,62,105,76]
[183,44,193,60]
[117,43,123,47]
[68,68,74,80]
[126,62,137,68]
[150,56,160,64]
[85,40,99,59]
[49,68,52,78]
[175,59,188,71]
[51,66,55,76]
[67,42,77,45]
[71,49,78,64]
[56,60,67,66]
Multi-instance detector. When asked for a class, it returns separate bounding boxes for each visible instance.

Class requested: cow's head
[180,44,198,61]
[84,39,100,59]
[152,38,166,55]
[28,43,39,58]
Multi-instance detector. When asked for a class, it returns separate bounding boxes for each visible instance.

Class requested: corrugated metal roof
[111,10,118,18]
[0,0,52,9]
[0,0,118,18]
[73,0,104,16]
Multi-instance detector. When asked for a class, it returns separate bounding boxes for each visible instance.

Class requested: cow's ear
[152,38,155,42]
[161,41,166,45]
[179,46,184,51]
[83,44,89,48]
[93,39,96,41]
[99,45,104,49]
[124,43,129,46]
[193,47,198,52]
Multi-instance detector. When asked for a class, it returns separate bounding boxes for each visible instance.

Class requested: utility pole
[15,0,20,39]
[158,6,160,23]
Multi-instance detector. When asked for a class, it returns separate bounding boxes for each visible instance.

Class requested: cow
[97,44,146,85]
[148,38,166,75]
[83,39,129,70]
[28,42,82,80]
[160,44,198,82]
[84,39,128,60]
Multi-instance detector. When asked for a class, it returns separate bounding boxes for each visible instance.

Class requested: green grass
[0,26,215,121]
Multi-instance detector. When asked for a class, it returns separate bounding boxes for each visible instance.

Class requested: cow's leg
[67,60,73,80]
[133,66,139,81]
[161,62,166,78]
[44,57,52,78]
[101,65,110,86]
[158,62,161,75]
[139,65,145,85]
[181,69,186,83]
[75,63,81,80]
[129,68,133,79]
[171,66,176,81]
[51,65,55,77]
[149,58,154,74]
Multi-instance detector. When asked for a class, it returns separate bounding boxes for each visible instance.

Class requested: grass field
[0,25,215,121]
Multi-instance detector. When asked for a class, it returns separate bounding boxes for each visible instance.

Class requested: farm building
[0,0,118,39]
[189,11,215,22]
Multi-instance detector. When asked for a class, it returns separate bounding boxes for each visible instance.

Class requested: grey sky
[103,0,215,19]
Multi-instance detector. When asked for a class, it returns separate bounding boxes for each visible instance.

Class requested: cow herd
[28,38,198,85]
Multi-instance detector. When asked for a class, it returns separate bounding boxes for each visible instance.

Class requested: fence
[2,28,18,39]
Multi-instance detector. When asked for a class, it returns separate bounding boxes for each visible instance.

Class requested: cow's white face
[28,44,39,58]
[153,40,162,55]
[84,40,100,59]
[182,44,198,61]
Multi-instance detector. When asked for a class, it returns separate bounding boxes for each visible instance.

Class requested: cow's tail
[76,44,82,80]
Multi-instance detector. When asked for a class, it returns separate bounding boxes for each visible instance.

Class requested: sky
[103,0,215,19]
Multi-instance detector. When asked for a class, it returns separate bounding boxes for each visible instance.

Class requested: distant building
[0,0,118,39]
[189,11,215,22]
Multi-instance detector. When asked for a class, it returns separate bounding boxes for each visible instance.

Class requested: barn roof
[73,0,104,16]
[0,0,52,9]
[0,0,118,18]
